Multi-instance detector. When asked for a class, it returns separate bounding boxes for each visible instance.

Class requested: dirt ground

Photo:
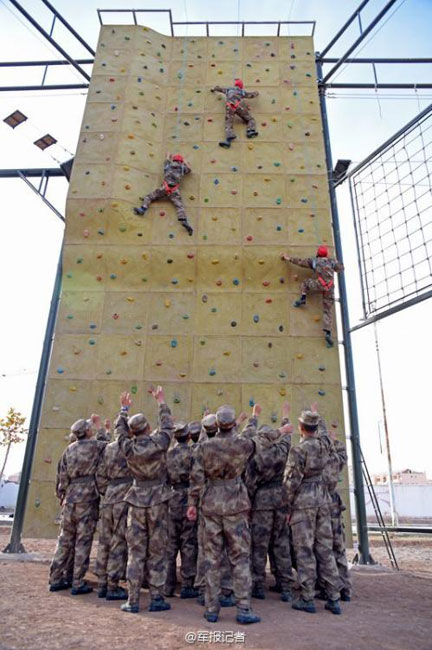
[1,527,432,650]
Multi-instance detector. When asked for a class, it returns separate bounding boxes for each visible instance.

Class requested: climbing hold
[182,314,190,320]
[296,353,303,360]
[66,314,73,320]
[110,274,117,280]
[262,281,270,287]
[112,313,119,320]
[156,360,162,366]
[135,324,143,330]
[89,323,97,329]
[278,325,284,332]
[253,362,259,368]
[273,162,281,167]
[160,210,166,216]
[211,259,219,265]
[276,225,282,231]
[223,350,231,356]
[276,198,282,205]
[253,314,260,323]
[249,399,255,407]
[211,307,217,313]
[298,228,304,233]
[151,324,158,330]
[216,280,222,286]
[57,367,64,374]
[83,229,89,238]
[88,339,96,346]
[76,257,83,264]
[319,366,326,372]
[134,340,142,346]
[231,166,238,172]
[318,390,326,396]
[258,259,265,265]
[96,275,102,282]
[120,351,127,356]
[209,369,216,376]
[171,339,178,348]
[231,321,237,327]
[265,298,273,304]
[202,295,208,303]
[167,258,173,264]
[246,235,253,242]
[233,278,240,286]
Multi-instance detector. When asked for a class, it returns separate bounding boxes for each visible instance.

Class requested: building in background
[373,469,431,486]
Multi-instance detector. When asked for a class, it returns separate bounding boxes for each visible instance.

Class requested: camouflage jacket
[188,428,259,516]
[167,440,194,508]
[323,438,348,515]
[213,85,258,105]
[55,428,108,501]
[284,418,333,511]
[243,417,291,511]
[96,440,133,506]
[116,403,174,507]
[57,438,107,505]
[163,159,191,186]
[288,256,344,285]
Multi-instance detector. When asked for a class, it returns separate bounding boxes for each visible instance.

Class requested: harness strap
[163,180,180,195]
[318,276,334,292]
[226,100,241,111]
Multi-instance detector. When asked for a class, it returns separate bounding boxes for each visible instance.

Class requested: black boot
[148,595,171,612]
[236,608,261,624]
[269,581,282,593]
[49,579,70,592]
[71,581,93,596]
[293,295,306,308]
[340,588,351,602]
[219,140,231,148]
[121,601,139,614]
[182,221,194,236]
[133,206,147,216]
[325,598,342,615]
[246,129,259,139]
[180,585,199,599]
[204,610,219,623]
[106,586,128,601]
[97,585,108,598]
[219,591,236,607]
[197,589,205,606]
[324,329,334,348]
[292,598,316,613]
[281,589,293,602]
[251,584,266,600]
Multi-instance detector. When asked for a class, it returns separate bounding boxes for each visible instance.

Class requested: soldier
[133,152,193,235]
[210,79,259,148]
[165,422,198,599]
[115,387,174,614]
[281,245,344,347]
[284,406,342,615]
[187,404,291,624]
[317,423,351,602]
[49,415,107,594]
[243,404,295,603]
[95,418,133,601]
[193,414,235,609]
[189,420,202,448]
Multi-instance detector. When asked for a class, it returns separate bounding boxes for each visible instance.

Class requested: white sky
[0,0,431,481]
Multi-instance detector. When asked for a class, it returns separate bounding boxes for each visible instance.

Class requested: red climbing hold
[246,235,253,242]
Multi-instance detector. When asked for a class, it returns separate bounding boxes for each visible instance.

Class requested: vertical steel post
[4,243,63,553]
[316,56,372,564]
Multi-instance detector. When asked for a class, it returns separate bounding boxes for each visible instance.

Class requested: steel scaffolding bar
[320,0,372,58]
[0,59,94,67]
[40,0,96,56]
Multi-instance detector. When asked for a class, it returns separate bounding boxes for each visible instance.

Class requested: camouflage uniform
[243,417,295,597]
[192,420,234,602]
[50,431,106,589]
[285,255,344,333]
[96,439,133,593]
[116,404,174,609]
[212,85,259,141]
[189,411,265,617]
[284,416,341,604]
[165,436,198,595]
[135,158,192,233]
[319,437,351,598]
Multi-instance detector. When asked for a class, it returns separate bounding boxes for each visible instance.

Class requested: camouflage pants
[203,512,252,613]
[141,187,188,224]
[329,511,351,594]
[300,279,334,332]
[225,105,256,139]
[290,505,341,601]
[96,501,128,590]
[165,504,198,591]
[64,539,89,583]
[126,503,168,606]
[195,514,233,593]
[251,508,294,591]
[49,500,98,589]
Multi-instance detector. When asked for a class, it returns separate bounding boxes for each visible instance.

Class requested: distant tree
[0,408,27,484]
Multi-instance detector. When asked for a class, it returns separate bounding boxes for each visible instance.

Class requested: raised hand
[252,404,262,417]
[279,423,294,436]
[151,385,165,404]
[236,411,248,426]
[282,401,291,418]
[90,413,101,427]
[310,402,319,414]
[104,418,111,432]
[120,392,132,408]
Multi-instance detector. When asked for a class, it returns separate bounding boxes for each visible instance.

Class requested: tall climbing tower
[24,24,351,540]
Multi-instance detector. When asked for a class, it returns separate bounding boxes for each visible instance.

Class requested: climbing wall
[25,26,351,541]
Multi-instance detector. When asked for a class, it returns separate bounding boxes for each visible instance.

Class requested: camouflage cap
[216,405,236,429]
[174,421,189,439]
[298,410,320,427]
[70,418,90,439]
[68,432,77,443]
[188,420,202,437]
[201,413,218,433]
[128,413,149,434]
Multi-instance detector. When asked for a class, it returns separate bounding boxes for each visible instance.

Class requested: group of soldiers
[133,79,344,346]
[49,386,351,624]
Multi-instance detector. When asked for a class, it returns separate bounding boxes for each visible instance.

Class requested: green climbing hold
[275,198,282,205]
[76,257,83,264]
[249,399,255,407]
[89,339,96,345]
[131,385,138,395]
[273,162,281,167]
[110,274,117,279]
[211,307,217,313]
[66,314,73,320]
[173,396,181,404]
[119,225,127,232]
[182,314,190,320]
[106,369,112,375]
[171,339,178,348]
[135,324,143,330]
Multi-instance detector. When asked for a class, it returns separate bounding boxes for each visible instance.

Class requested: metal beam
[4,241,64,554]
[16,171,65,222]
[0,168,65,178]
[368,525,432,534]
[320,0,372,58]
[321,57,432,64]
[0,83,89,91]
[322,0,399,84]
[8,0,90,82]
[0,59,93,67]
[40,0,95,56]
[350,289,432,333]
[316,56,372,565]
[324,83,432,89]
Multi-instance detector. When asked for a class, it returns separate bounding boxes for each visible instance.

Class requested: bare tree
[0,408,27,485]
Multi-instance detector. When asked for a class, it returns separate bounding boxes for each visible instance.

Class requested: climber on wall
[281,246,344,348]
[133,153,193,235]
[210,79,259,148]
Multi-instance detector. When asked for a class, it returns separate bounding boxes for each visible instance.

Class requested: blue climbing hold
[233,278,240,286]
[318,390,326,396]
[89,323,97,329]
[57,367,64,374]
[249,399,255,407]
[171,339,178,348]
[253,314,260,323]
[209,368,216,376]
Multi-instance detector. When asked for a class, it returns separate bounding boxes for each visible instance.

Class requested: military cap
[216,405,236,429]
[188,421,202,436]
[70,418,90,439]
[174,421,189,439]
[128,413,149,434]
[202,413,218,433]
[68,432,77,443]
[298,410,320,427]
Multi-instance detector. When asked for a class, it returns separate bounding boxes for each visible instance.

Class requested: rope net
[349,105,432,318]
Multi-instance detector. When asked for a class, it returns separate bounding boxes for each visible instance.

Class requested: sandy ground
[1,527,432,650]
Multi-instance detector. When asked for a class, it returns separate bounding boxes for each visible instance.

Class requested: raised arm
[281,253,313,269]
[210,85,227,94]
[244,90,259,98]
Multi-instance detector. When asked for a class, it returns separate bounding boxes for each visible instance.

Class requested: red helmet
[172,154,184,163]
[316,245,328,258]
[234,79,244,89]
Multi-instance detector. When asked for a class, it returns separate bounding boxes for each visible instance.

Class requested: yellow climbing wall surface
[25,26,351,541]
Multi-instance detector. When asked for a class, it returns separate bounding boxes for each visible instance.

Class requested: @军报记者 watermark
[185,630,246,644]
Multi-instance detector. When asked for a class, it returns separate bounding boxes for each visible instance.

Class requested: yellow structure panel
[25,26,350,542]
